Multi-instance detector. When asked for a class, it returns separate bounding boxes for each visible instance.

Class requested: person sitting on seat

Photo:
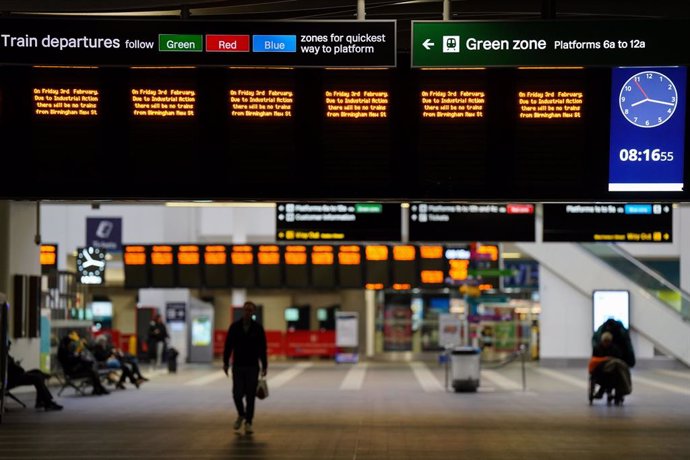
[7,341,63,411]
[589,331,633,403]
[92,335,145,389]
[57,332,110,396]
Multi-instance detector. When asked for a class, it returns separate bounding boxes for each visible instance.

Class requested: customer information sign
[411,20,690,67]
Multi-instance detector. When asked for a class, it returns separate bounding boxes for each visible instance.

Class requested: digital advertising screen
[592,290,630,332]
[609,66,687,192]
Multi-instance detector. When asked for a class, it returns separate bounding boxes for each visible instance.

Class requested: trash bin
[450,346,481,392]
[167,347,179,373]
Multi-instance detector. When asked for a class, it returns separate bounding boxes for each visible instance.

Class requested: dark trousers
[232,366,259,423]
[9,371,54,405]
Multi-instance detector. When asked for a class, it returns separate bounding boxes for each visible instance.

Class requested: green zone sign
[412,20,690,67]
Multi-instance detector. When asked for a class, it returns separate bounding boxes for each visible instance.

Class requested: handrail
[580,242,690,320]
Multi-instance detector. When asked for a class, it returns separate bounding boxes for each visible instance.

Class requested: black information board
[0,17,396,67]
[408,203,536,242]
[542,203,673,242]
[276,203,402,242]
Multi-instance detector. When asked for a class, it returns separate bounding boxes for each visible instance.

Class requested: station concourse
[2,1,690,459]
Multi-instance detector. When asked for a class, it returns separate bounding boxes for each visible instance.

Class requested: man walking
[223,301,268,434]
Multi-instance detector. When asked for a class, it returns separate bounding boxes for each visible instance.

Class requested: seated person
[7,342,63,411]
[92,335,146,389]
[57,332,110,396]
[589,331,632,403]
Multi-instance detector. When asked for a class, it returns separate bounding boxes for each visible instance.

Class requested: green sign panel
[355,203,383,213]
[159,34,203,52]
[411,20,690,67]
[468,268,515,277]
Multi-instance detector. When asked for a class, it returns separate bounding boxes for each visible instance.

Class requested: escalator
[514,242,690,366]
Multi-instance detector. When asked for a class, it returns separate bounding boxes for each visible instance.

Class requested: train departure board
[408,203,536,242]
[276,202,402,241]
[6,18,690,201]
[543,203,673,242]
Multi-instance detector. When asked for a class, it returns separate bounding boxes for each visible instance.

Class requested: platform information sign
[411,20,689,68]
[0,17,396,67]
[276,202,401,242]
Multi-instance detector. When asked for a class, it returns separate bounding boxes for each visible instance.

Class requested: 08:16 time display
[619,148,674,162]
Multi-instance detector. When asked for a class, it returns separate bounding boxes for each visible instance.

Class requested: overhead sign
[86,217,122,252]
[411,20,689,67]
[0,17,396,67]
[542,203,673,242]
[408,203,535,242]
[276,203,401,242]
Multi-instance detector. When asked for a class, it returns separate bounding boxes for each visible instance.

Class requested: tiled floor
[1,360,689,459]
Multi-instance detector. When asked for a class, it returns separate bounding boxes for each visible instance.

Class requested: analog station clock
[619,70,678,128]
[76,246,106,284]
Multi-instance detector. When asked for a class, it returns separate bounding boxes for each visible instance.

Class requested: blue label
[86,217,122,252]
[609,66,686,192]
[624,204,652,214]
[252,35,296,53]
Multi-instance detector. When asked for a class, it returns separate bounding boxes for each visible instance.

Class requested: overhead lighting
[165,202,276,208]
[502,252,522,259]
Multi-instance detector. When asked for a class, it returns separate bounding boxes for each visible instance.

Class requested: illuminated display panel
[24,68,104,193]
[284,246,309,288]
[365,245,390,287]
[470,243,501,290]
[177,245,202,288]
[131,88,196,118]
[392,245,417,286]
[150,245,175,288]
[123,245,149,288]
[338,245,363,288]
[127,69,201,192]
[33,87,99,117]
[512,69,596,191]
[223,70,297,192]
[257,245,282,288]
[230,88,293,118]
[311,246,336,288]
[419,245,446,287]
[416,71,489,191]
[408,203,536,242]
[277,202,402,242]
[40,244,58,274]
[543,203,673,242]
[203,245,229,288]
[319,71,394,192]
[230,245,256,288]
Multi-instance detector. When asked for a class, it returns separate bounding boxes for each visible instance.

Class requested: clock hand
[630,98,648,107]
[83,260,105,268]
[633,78,649,99]
[646,98,675,106]
[82,248,94,262]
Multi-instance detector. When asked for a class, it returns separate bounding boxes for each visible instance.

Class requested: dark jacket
[592,319,635,368]
[223,319,268,370]
[147,320,169,343]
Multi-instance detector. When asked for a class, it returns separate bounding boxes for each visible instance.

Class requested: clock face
[619,70,678,128]
[77,247,106,284]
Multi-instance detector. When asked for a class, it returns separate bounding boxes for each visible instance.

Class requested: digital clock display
[609,66,687,192]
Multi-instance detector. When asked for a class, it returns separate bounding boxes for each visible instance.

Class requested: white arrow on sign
[422,38,435,50]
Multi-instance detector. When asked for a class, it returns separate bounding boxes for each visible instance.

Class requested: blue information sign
[609,66,687,192]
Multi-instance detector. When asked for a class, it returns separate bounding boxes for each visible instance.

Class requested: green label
[355,203,383,213]
[159,34,203,52]
[412,20,690,67]
[468,268,515,277]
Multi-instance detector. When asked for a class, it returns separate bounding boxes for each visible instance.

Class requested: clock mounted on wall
[76,246,106,285]
[619,70,678,128]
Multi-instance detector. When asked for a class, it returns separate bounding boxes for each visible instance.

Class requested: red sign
[507,204,534,214]
[206,35,250,52]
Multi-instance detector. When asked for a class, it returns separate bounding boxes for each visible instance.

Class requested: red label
[206,35,250,52]
[506,204,534,214]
